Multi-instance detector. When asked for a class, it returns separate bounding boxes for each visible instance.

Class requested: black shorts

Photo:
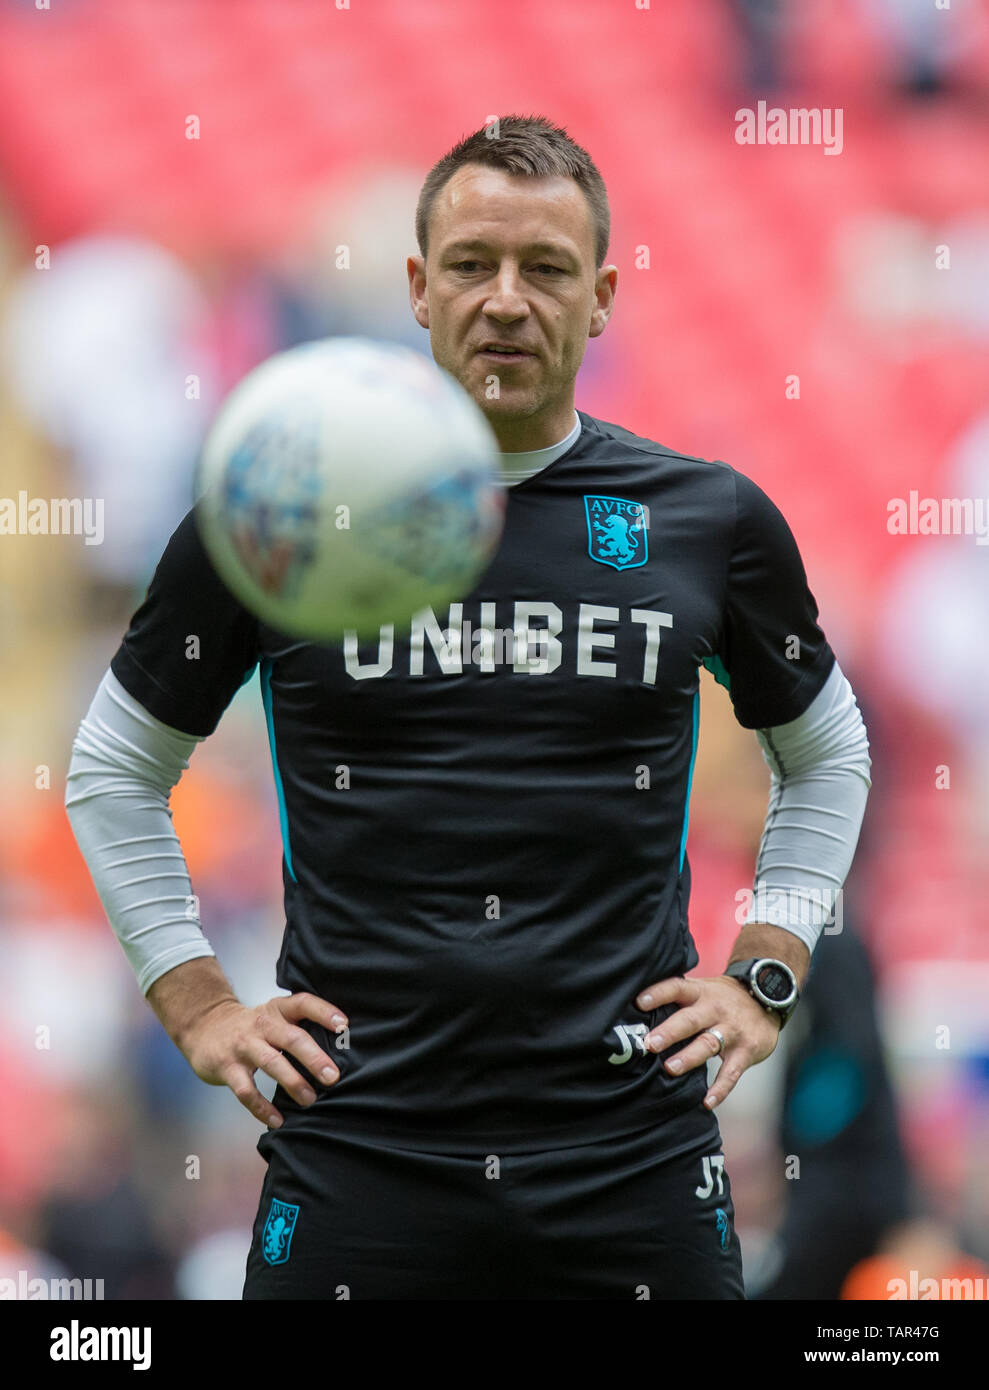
[243,1116,745,1300]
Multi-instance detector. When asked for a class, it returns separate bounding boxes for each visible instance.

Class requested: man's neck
[497,411,581,487]
[488,400,579,453]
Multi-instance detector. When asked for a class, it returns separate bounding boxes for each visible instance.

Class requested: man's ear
[589,265,618,339]
[408,255,429,330]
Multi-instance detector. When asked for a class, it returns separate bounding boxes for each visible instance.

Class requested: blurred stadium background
[0,0,987,1300]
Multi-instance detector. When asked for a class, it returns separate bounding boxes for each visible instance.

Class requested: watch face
[755,964,793,1003]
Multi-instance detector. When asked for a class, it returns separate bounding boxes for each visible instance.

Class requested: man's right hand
[147,958,348,1129]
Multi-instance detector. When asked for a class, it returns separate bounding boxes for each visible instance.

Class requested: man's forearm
[147,956,241,1055]
[742,660,871,962]
[65,670,220,993]
[726,922,811,989]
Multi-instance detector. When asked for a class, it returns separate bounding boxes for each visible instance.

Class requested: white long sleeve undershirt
[742,659,871,953]
[64,669,214,994]
[65,659,870,995]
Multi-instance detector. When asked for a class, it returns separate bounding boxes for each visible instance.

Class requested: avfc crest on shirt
[584,495,649,571]
[261,1197,300,1266]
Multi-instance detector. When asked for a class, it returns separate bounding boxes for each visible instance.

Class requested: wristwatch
[725,957,800,1030]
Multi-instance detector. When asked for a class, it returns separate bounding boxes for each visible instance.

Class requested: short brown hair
[415,114,610,268]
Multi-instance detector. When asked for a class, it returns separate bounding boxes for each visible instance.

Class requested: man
[66,115,871,1299]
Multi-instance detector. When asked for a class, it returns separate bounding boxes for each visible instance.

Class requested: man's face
[408,164,616,448]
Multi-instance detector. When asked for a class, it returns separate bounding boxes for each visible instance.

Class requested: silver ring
[705,1028,726,1056]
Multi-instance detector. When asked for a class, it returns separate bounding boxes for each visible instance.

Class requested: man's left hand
[635,974,781,1111]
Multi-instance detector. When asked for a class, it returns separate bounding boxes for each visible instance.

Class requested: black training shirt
[111,410,836,1154]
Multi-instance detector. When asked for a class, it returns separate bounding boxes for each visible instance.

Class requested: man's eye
[534,264,565,275]
[453,261,483,273]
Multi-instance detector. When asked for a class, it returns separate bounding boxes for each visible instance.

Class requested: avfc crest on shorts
[262,1198,300,1266]
[584,495,649,571]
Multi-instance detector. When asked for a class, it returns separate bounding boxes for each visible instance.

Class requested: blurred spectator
[175,1229,254,1301]
[729,0,783,92]
[286,169,436,352]
[857,0,978,98]
[878,412,989,842]
[753,921,914,1299]
[37,1092,175,1300]
[841,1219,989,1299]
[1,236,214,592]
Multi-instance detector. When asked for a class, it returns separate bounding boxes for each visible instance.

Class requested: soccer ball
[194,337,506,641]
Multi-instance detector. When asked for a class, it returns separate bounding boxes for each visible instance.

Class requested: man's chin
[450,360,541,409]
[474,388,545,423]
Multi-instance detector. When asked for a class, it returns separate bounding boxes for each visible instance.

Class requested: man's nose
[483,268,530,321]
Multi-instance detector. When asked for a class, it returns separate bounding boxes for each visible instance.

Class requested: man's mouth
[476,343,536,363]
